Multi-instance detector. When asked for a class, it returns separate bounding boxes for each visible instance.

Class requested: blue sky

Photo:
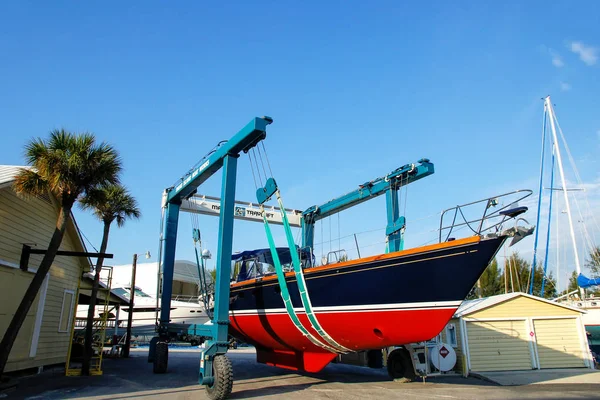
[1,1,599,291]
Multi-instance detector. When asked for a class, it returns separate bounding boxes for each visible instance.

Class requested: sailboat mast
[530,101,548,295]
[541,148,555,295]
[545,96,583,297]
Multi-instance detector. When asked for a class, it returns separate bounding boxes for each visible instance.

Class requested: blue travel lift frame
[149,116,273,400]
[301,159,435,254]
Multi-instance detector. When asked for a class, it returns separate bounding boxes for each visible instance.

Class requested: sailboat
[225,187,534,372]
[531,96,600,353]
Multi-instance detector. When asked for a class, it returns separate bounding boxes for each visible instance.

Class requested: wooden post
[123,254,137,357]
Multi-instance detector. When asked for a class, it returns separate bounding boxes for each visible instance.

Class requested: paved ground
[3,347,600,400]
[474,368,600,385]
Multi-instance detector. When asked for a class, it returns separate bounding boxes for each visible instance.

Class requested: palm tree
[79,184,140,375]
[0,130,121,376]
[586,246,600,276]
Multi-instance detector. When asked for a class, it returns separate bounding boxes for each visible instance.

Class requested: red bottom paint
[229,307,457,372]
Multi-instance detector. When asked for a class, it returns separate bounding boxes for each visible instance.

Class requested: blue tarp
[577,273,600,289]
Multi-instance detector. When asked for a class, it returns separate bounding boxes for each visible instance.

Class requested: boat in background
[576,298,600,354]
[110,260,208,302]
[76,285,210,337]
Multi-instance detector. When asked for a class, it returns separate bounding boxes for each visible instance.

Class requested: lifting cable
[189,203,213,318]
[192,229,213,319]
[249,149,350,354]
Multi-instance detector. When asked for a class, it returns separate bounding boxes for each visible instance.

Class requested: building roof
[454,291,585,317]
[0,165,29,186]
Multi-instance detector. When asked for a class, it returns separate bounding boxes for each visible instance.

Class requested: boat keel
[256,348,337,372]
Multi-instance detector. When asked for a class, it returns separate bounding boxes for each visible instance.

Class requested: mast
[540,147,555,295]
[545,96,583,298]
[529,101,548,294]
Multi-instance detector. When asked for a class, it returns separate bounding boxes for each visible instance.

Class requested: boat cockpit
[231,247,314,283]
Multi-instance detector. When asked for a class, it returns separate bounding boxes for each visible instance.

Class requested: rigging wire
[554,111,600,234]
[256,144,270,182]
[320,220,323,261]
[248,150,259,190]
[338,212,341,252]
[554,110,599,243]
[551,104,599,280]
[329,216,332,254]
[250,148,264,188]
[260,141,274,178]
[79,229,99,253]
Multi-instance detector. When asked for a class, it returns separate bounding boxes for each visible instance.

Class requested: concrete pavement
[471,368,600,386]
[2,347,600,400]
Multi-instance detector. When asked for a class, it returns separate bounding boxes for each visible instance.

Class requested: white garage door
[467,320,532,371]
[534,319,586,369]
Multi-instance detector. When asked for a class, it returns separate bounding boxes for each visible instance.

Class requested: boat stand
[149,117,273,400]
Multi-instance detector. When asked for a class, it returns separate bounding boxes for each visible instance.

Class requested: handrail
[439,190,533,243]
[173,294,200,303]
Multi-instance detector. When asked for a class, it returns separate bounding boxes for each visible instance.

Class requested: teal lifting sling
[257,177,350,354]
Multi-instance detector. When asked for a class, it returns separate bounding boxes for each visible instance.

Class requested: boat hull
[228,235,506,372]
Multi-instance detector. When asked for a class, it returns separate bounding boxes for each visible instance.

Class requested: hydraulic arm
[301,159,434,253]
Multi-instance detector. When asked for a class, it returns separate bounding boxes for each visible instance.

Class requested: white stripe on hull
[229,300,462,316]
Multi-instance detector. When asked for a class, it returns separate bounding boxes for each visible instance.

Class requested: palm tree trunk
[81,220,111,376]
[0,207,71,376]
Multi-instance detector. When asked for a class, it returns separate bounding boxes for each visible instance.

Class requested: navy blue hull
[230,236,506,311]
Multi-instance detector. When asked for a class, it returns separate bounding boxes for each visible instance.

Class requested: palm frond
[20,129,123,207]
[13,169,49,198]
[80,184,141,227]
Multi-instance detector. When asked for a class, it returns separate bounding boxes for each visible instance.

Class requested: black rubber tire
[387,348,416,381]
[205,355,233,400]
[153,341,168,374]
[190,339,199,347]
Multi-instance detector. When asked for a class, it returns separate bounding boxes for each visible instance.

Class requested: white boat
[110,260,207,302]
[76,285,210,337]
[114,286,209,327]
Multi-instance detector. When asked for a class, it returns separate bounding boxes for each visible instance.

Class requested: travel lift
[301,160,434,253]
[150,116,435,399]
[181,193,302,227]
[149,117,273,400]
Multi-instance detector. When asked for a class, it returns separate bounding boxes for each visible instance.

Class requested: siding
[0,267,40,362]
[442,318,465,373]
[469,296,580,319]
[466,320,532,371]
[534,319,586,368]
[0,187,87,371]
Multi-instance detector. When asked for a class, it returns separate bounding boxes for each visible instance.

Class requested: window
[113,287,151,299]
[59,290,75,333]
[113,288,129,298]
[134,288,151,298]
[445,323,458,347]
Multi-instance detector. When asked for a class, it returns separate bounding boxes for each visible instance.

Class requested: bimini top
[232,247,314,282]
[231,246,312,266]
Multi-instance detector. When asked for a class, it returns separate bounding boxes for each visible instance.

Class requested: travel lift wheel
[387,348,417,381]
[153,341,168,374]
[205,355,233,400]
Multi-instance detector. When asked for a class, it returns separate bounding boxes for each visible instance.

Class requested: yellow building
[0,165,91,373]
[439,292,594,375]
